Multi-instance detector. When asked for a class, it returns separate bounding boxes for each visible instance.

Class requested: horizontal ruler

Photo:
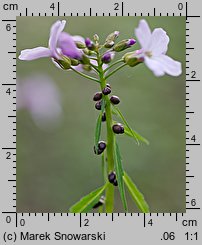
[0,212,200,243]
[0,1,200,17]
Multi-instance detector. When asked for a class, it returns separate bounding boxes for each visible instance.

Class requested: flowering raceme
[19,19,182,213]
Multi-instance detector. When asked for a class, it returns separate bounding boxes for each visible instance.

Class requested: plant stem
[71,67,100,83]
[105,63,127,80]
[104,96,115,212]
[103,59,124,73]
[97,54,115,213]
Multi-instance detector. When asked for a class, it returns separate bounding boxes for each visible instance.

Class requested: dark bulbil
[93,92,102,101]
[98,141,106,151]
[108,171,116,183]
[94,141,106,155]
[102,87,111,95]
[112,123,124,134]
[102,112,106,122]
[113,179,118,186]
[110,95,120,105]
[95,101,102,110]
[94,146,103,155]
[108,171,118,186]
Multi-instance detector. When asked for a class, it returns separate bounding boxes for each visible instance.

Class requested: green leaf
[124,126,149,145]
[114,141,128,211]
[112,106,139,144]
[94,100,105,152]
[123,172,150,213]
[112,106,149,145]
[69,183,108,213]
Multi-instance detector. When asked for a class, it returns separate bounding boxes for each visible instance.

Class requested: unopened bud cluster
[51,27,138,72]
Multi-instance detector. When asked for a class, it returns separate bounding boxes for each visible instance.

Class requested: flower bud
[112,123,124,134]
[85,38,96,50]
[123,51,143,67]
[95,101,102,110]
[102,86,111,95]
[93,34,99,42]
[104,41,114,49]
[102,112,106,122]
[93,92,102,101]
[70,58,80,66]
[108,171,116,184]
[110,95,120,105]
[98,141,106,151]
[54,57,71,70]
[104,31,120,48]
[101,52,115,64]
[80,54,90,65]
[113,39,136,52]
[83,48,91,55]
[75,41,86,49]
[83,64,92,72]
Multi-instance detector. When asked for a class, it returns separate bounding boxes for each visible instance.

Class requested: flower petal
[73,64,84,72]
[155,55,182,76]
[144,56,165,76]
[72,35,85,43]
[58,32,83,59]
[49,20,66,59]
[148,28,169,56]
[135,20,152,50]
[19,47,51,60]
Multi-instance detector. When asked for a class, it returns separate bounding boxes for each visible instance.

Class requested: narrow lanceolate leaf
[114,141,128,211]
[124,126,149,145]
[123,172,150,213]
[112,106,149,145]
[69,183,108,213]
[94,100,105,152]
[112,106,139,144]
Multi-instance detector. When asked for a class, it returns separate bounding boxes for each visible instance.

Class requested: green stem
[104,96,115,213]
[71,67,100,83]
[97,53,115,213]
[105,63,127,80]
[103,59,124,73]
[90,63,100,73]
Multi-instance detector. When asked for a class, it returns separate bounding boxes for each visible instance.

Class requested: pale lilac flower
[19,20,82,61]
[17,75,62,129]
[58,32,83,59]
[135,20,182,77]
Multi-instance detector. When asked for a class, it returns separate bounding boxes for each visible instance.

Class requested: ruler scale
[0,0,201,243]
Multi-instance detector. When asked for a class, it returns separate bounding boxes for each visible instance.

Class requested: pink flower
[17,75,62,129]
[135,20,182,77]
[19,20,82,61]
